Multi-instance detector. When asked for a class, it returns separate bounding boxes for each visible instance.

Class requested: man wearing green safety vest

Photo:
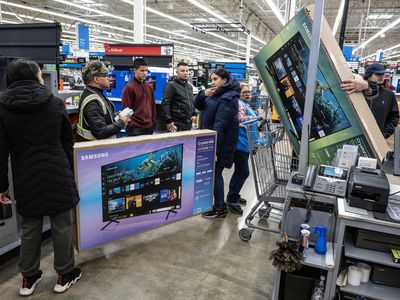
[77,61,130,141]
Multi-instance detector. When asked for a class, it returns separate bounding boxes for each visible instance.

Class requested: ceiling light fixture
[332,0,345,35]
[120,0,257,52]
[260,0,285,25]
[0,1,241,59]
[353,16,400,53]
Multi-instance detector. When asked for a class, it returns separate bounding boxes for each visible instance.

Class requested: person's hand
[119,113,131,126]
[205,87,217,97]
[0,189,11,205]
[191,116,197,124]
[341,74,369,94]
[167,122,177,132]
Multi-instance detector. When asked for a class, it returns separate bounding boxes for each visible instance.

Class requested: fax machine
[347,167,390,213]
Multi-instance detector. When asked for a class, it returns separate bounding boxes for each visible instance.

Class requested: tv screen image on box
[101,144,183,223]
[265,32,351,141]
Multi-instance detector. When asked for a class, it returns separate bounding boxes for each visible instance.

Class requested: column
[134,0,144,43]
[246,33,251,65]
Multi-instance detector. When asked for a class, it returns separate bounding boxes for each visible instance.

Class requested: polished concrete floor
[0,168,279,299]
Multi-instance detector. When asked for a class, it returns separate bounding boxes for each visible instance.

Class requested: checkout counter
[272,159,400,300]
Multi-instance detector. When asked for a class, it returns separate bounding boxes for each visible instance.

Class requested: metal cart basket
[239,121,299,241]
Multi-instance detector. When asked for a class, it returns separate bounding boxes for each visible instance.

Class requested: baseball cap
[82,61,109,84]
[365,64,386,77]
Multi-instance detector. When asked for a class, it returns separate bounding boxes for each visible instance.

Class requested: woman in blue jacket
[194,68,240,218]
[226,83,259,215]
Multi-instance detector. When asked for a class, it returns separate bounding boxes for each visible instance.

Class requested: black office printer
[347,167,390,213]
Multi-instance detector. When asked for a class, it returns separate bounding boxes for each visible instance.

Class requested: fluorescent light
[332,0,345,35]
[0,1,240,59]
[384,53,400,60]
[52,0,252,54]
[353,16,400,53]
[367,14,393,20]
[0,1,133,34]
[53,0,131,22]
[261,0,285,25]
[385,43,400,52]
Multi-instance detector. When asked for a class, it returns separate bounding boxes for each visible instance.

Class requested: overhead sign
[104,43,174,56]
[76,23,90,50]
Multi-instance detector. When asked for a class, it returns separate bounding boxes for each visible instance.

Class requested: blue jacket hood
[213,78,241,99]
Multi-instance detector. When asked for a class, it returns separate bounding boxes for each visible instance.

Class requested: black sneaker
[239,198,247,205]
[202,208,227,218]
[227,203,243,215]
[53,268,82,293]
[19,270,43,296]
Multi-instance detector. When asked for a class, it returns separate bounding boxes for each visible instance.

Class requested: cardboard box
[73,130,216,251]
[254,5,388,165]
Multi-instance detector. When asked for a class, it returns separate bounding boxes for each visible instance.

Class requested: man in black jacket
[77,61,130,141]
[341,64,399,138]
[162,62,196,132]
[363,64,399,138]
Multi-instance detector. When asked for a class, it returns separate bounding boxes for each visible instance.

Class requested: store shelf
[344,235,400,269]
[302,242,334,270]
[340,281,400,300]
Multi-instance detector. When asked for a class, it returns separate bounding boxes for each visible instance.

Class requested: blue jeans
[227,150,250,206]
[214,165,225,210]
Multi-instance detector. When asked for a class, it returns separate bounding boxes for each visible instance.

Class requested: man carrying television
[122,58,156,136]
[341,63,399,138]
[162,62,196,132]
[77,61,130,141]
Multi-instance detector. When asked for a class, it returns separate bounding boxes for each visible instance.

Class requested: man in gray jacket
[162,62,196,132]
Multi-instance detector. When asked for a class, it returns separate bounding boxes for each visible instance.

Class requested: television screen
[101,144,183,222]
[265,32,351,141]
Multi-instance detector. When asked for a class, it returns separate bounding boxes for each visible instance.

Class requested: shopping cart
[238,120,299,241]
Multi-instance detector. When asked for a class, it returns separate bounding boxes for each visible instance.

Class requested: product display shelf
[344,234,400,269]
[340,281,400,300]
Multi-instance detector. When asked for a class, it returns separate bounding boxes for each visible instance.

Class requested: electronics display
[303,164,348,197]
[266,32,351,141]
[101,144,183,222]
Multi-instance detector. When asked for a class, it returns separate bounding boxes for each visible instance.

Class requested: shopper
[77,61,130,141]
[122,58,156,136]
[342,64,399,138]
[162,62,196,132]
[194,68,240,218]
[0,59,81,296]
[226,83,259,214]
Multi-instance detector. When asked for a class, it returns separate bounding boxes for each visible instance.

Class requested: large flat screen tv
[265,32,351,141]
[101,144,183,222]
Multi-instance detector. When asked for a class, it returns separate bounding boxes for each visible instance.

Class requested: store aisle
[0,169,279,300]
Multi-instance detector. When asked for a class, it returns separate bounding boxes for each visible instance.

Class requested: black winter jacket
[77,86,125,141]
[0,80,79,217]
[364,83,399,138]
[194,79,240,168]
[162,78,194,125]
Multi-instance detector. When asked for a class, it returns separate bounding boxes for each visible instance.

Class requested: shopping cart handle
[240,119,259,127]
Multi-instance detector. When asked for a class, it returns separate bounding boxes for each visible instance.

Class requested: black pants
[175,121,192,132]
[126,126,154,137]
[227,150,250,205]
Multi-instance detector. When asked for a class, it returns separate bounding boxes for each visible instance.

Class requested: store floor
[0,168,279,300]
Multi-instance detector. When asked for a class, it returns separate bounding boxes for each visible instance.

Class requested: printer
[346,167,389,212]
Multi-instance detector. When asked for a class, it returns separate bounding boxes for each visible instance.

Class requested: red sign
[103,43,173,56]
